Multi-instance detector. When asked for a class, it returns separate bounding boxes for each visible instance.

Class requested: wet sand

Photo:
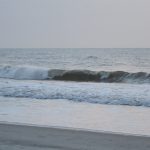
[0,123,150,150]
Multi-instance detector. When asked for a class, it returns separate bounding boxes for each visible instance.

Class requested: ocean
[0,48,150,106]
[0,48,150,135]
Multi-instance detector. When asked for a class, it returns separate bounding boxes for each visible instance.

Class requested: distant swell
[0,65,150,83]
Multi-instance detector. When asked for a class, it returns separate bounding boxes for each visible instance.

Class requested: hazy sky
[0,0,150,48]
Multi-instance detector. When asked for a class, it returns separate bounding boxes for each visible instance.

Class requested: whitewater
[0,48,150,107]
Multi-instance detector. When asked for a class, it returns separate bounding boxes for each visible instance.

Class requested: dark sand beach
[0,123,150,150]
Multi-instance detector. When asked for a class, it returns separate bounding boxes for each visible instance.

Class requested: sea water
[0,48,150,135]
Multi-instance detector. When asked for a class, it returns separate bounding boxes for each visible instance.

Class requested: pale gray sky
[0,0,150,48]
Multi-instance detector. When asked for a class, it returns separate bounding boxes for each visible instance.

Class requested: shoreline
[0,122,150,150]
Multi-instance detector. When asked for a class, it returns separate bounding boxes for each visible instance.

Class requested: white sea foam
[0,79,150,107]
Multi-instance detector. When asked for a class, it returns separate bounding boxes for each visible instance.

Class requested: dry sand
[0,122,150,150]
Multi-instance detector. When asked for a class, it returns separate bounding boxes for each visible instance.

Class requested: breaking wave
[0,65,49,80]
[0,65,150,83]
